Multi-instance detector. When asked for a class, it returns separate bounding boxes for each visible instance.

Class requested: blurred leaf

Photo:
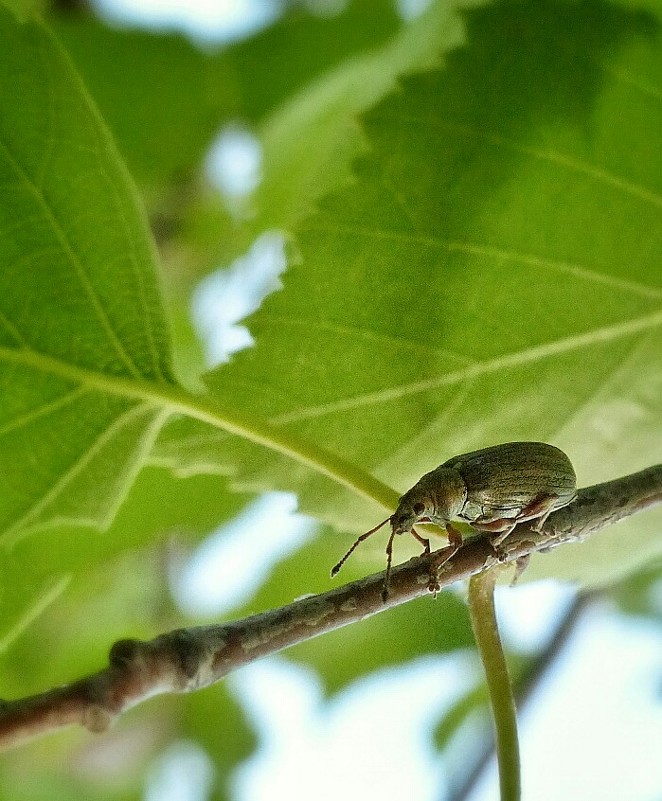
[49,1,401,192]
[182,686,257,794]
[5,0,659,614]
[4,2,662,795]
[228,0,402,124]
[160,0,662,589]
[48,2,419,389]
[244,0,464,247]
[0,479,251,797]
[48,16,239,190]
[0,7,393,644]
[0,0,42,21]
[0,467,246,670]
[176,0,465,274]
[612,557,662,620]
[433,683,488,750]
[0,703,172,801]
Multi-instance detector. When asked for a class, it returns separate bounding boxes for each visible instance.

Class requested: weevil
[332,441,576,600]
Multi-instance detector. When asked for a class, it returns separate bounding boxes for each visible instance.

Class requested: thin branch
[1,465,660,750]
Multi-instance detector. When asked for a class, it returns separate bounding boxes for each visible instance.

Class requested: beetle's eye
[413,502,425,516]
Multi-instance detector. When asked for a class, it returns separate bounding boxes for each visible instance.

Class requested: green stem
[468,569,520,801]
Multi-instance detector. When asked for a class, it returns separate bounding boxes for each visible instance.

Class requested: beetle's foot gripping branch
[509,554,531,586]
[425,524,464,596]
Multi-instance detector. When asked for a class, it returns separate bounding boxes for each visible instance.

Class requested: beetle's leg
[488,521,518,552]
[410,527,433,594]
[409,527,430,554]
[427,524,462,597]
[475,494,562,548]
[472,517,515,533]
[510,554,530,585]
[446,522,463,551]
[485,495,564,559]
[516,493,560,530]
[472,518,517,557]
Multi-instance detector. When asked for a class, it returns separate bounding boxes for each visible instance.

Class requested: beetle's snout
[390,510,414,536]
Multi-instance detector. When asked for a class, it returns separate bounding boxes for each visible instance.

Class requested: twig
[0,465,660,750]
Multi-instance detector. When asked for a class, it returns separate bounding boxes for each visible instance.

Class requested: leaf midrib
[0,344,400,512]
[304,223,662,300]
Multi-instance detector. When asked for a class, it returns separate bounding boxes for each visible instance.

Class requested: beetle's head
[390,491,433,535]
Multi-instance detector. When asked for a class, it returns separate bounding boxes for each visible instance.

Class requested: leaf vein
[76,68,166,383]
[300,222,662,298]
[256,312,475,360]
[0,136,143,379]
[604,65,662,104]
[385,115,662,210]
[0,310,29,348]
[2,402,156,542]
[0,387,87,439]
[272,309,662,423]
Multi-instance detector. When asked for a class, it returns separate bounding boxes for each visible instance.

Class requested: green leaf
[4,0,662,602]
[48,16,239,189]
[228,0,402,124]
[612,556,662,619]
[251,0,463,242]
[0,9,396,555]
[182,686,257,792]
[433,684,488,751]
[176,0,465,273]
[177,0,662,586]
[0,467,247,657]
[0,10,175,543]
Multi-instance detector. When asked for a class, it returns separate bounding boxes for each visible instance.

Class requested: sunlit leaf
[0,9,177,546]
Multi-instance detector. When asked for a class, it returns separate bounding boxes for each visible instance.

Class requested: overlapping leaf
[0,7,417,657]
[3,0,662,639]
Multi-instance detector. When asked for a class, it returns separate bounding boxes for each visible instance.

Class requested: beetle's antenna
[331,517,391,577]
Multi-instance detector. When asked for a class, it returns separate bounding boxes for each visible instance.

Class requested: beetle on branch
[332,442,577,599]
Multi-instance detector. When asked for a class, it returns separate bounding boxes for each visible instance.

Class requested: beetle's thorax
[423,466,467,524]
[391,466,467,535]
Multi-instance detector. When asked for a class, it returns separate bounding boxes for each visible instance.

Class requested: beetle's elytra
[332,441,577,600]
